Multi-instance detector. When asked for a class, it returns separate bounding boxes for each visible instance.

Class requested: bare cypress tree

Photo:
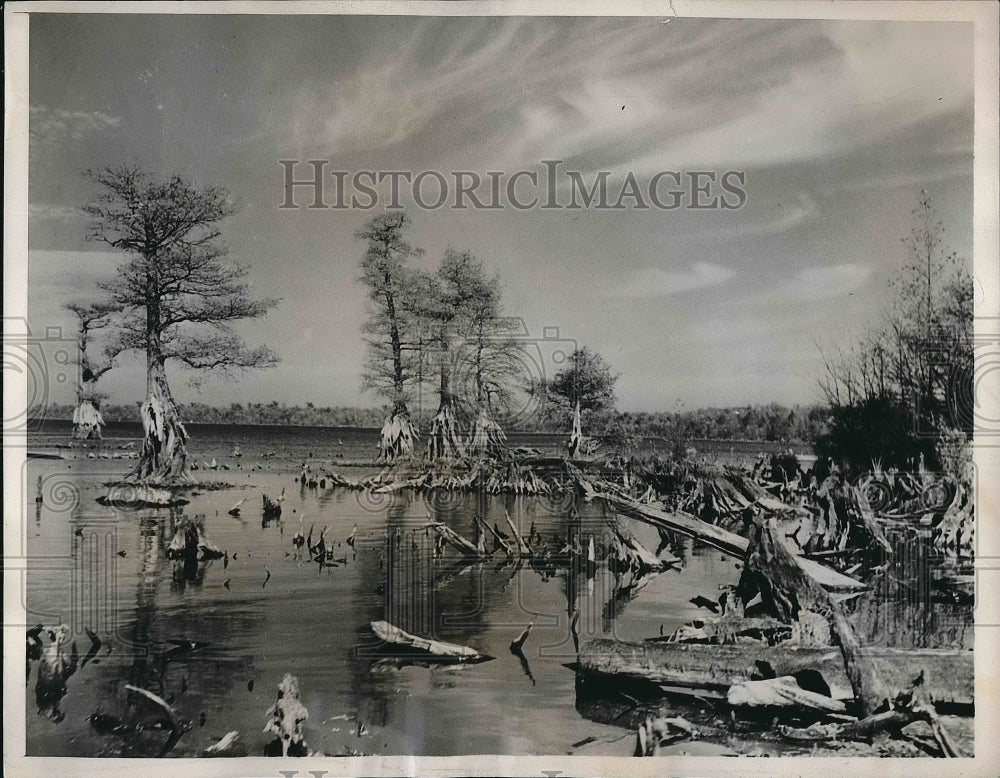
[424,250,477,459]
[445,253,522,458]
[65,300,120,440]
[83,165,279,484]
[358,213,423,462]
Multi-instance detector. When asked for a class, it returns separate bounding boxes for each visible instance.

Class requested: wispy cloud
[278,17,971,178]
[782,263,873,300]
[29,202,86,222]
[613,262,735,299]
[29,105,122,144]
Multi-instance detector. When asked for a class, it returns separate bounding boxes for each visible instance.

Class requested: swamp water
[23,424,972,757]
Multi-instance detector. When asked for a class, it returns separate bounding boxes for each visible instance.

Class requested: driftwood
[587,485,864,593]
[779,671,963,756]
[635,714,701,756]
[727,675,847,713]
[577,638,972,708]
[607,518,677,572]
[476,515,514,556]
[431,523,487,558]
[504,510,532,556]
[204,730,246,757]
[738,518,963,753]
[656,616,791,646]
[370,620,491,663]
[582,483,748,558]
[124,683,191,756]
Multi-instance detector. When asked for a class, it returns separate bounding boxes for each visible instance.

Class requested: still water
[24,424,742,757]
[23,423,971,757]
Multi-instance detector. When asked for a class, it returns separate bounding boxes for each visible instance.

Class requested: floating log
[476,515,514,556]
[431,523,487,558]
[504,510,532,556]
[578,638,973,708]
[370,620,491,662]
[322,471,364,489]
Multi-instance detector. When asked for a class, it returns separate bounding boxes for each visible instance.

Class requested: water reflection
[26,448,974,757]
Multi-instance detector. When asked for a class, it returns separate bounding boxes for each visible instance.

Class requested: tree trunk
[738,519,891,718]
[377,401,417,463]
[577,638,973,708]
[427,399,465,459]
[467,406,507,458]
[130,359,192,485]
[427,348,465,459]
[72,393,104,440]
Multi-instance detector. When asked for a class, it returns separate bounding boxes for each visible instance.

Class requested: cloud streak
[30,105,122,144]
[613,262,735,299]
[781,263,873,300]
[276,17,972,177]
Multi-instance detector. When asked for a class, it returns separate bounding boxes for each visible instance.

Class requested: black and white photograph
[4,1,999,775]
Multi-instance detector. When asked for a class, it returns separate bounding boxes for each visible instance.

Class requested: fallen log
[779,670,964,756]
[431,523,487,558]
[577,638,973,708]
[584,485,748,557]
[608,517,678,572]
[476,515,514,556]
[370,620,491,663]
[504,510,532,557]
[727,675,847,714]
[587,486,864,593]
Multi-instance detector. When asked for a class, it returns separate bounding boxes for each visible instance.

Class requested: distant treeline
[617,404,829,445]
[31,401,829,443]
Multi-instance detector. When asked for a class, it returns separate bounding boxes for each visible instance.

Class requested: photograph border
[4,1,999,776]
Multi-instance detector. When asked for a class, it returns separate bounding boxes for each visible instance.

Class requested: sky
[26,13,975,413]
